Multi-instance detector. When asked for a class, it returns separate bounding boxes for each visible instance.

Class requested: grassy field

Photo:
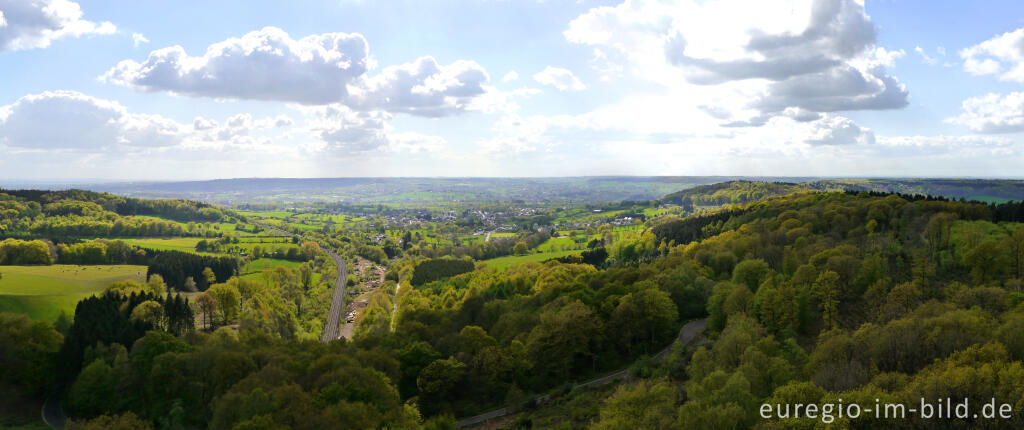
[536,236,583,252]
[123,237,205,252]
[481,249,581,271]
[123,237,299,257]
[241,258,303,274]
[0,265,146,321]
[238,258,319,284]
[239,210,293,219]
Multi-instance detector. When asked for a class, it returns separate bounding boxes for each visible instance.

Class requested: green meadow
[480,249,581,272]
[123,237,206,253]
[0,265,146,321]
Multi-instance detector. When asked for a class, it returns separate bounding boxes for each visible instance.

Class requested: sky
[2,0,1024,180]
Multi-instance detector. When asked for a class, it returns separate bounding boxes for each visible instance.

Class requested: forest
[3,182,1024,429]
[0,189,236,239]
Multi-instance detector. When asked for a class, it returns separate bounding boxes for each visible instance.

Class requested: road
[455,318,708,428]
[252,221,347,343]
[42,222,349,429]
[42,393,65,429]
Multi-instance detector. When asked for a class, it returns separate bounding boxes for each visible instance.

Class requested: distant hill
[807,179,1024,203]
[74,176,817,205]
[661,179,1024,208]
[661,180,809,206]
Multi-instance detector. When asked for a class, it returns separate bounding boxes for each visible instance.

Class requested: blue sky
[2,0,1024,180]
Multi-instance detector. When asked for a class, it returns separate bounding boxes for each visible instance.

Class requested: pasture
[480,249,581,271]
[0,265,146,321]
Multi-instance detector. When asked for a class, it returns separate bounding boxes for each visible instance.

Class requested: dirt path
[339,257,386,339]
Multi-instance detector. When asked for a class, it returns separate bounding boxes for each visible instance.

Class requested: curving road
[455,318,707,428]
[42,393,65,429]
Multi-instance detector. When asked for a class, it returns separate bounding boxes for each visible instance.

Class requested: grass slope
[481,250,581,272]
[0,265,146,321]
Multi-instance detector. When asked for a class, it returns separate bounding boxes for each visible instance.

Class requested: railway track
[251,222,346,343]
[319,249,347,342]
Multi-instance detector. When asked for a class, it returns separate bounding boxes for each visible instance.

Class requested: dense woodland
[4,183,1024,428]
[0,189,236,238]
[661,181,807,208]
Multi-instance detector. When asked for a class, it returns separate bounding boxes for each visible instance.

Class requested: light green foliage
[593,379,676,430]
[129,301,164,327]
[207,282,240,325]
[612,288,678,355]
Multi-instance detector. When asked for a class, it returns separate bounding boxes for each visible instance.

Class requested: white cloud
[0,0,115,51]
[351,56,492,117]
[301,104,445,154]
[800,114,875,146]
[255,115,294,128]
[193,117,218,131]
[502,71,519,82]
[868,47,905,68]
[875,135,1016,157]
[533,66,586,91]
[132,32,148,47]
[960,28,1024,82]
[226,113,251,129]
[103,27,370,104]
[0,91,183,149]
[105,27,507,117]
[946,92,1024,133]
[0,91,319,156]
[915,46,937,65]
[564,0,908,123]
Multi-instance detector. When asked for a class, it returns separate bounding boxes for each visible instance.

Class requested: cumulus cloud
[801,114,875,145]
[104,27,507,117]
[876,135,1016,157]
[661,0,876,83]
[103,27,370,104]
[565,0,908,124]
[946,92,1024,133]
[0,91,183,149]
[502,71,519,82]
[302,104,445,154]
[255,115,294,128]
[960,28,1024,81]
[193,117,218,131]
[351,56,491,117]
[0,91,312,155]
[132,32,148,47]
[915,46,937,65]
[754,64,908,113]
[533,66,586,91]
[0,0,115,51]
